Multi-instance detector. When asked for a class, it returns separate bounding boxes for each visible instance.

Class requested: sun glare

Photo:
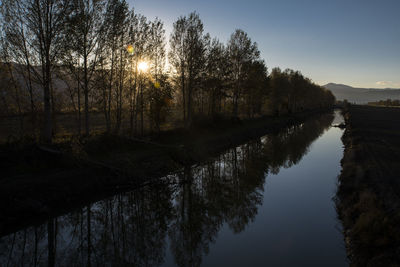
[138,61,149,72]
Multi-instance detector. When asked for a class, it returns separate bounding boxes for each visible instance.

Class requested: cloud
[375,81,400,88]
[374,81,400,88]
[376,81,391,86]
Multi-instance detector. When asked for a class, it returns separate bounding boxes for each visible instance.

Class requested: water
[0,111,347,266]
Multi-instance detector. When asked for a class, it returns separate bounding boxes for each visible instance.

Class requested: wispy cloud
[375,81,400,88]
[376,81,391,86]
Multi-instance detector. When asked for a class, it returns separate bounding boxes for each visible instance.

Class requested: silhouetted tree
[169,12,207,128]
[0,4,336,140]
[10,0,72,143]
[63,0,106,136]
[204,37,229,118]
[227,29,260,118]
[1,0,38,134]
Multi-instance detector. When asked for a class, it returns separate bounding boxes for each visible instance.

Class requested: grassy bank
[1,109,330,236]
[336,105,400,266]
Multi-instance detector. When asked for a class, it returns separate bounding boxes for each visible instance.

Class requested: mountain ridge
[324,82,400,91]
[323,83,400,103]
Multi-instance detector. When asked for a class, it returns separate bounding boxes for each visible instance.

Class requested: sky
[127,0,400,88]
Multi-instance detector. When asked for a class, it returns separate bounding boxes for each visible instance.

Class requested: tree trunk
[107,47,115,133]
[84,49,90,136]
[181,64,186,126]
[77,73,82,135]
[140,75,144,136]
[43,60,52,144]
[133,61,138,135]
[25,60,36,135]
[7,64,24,136]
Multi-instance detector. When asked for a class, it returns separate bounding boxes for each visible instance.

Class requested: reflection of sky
[129,0,400,89]
[202,115,347,266]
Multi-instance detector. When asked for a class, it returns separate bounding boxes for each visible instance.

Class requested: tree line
[368,99,400,107]
[0,0,335,143]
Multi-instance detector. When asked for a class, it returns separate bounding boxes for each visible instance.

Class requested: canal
[0,111,347,266]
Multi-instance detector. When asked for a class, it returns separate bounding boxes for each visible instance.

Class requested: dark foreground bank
[0,110,330,236]
[336,105,400,266]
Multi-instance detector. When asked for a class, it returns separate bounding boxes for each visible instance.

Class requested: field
[0,109,184,143]
[337,105,400,266]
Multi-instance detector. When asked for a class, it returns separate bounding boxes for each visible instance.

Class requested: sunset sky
[129,0,400,89]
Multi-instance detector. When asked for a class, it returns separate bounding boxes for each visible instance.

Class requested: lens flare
[126,45,134,54]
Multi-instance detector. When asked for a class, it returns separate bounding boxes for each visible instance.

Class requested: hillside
[323,83,400,104]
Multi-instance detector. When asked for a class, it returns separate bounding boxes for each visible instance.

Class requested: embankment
[336,105,400,266]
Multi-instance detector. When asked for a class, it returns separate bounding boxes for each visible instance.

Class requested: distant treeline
[368,99,400,107]
[0,0,335,143]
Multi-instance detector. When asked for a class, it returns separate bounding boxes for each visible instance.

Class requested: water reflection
[0,113,334,267]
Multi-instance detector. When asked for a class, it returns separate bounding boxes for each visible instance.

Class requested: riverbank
[0,110,331,236]
[336,105,400,266]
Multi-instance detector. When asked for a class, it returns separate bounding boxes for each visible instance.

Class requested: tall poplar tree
[227,29,260,118]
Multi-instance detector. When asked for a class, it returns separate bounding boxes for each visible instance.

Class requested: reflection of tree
[0,181,174,266]
[84,183,173,266]
[264,113,334,174]
[0,224,48,267]
[169,165,223,267]
[168,113,334,266]
[0,113,334,267]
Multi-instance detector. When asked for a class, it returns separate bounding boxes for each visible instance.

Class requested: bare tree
[128,13,150,135]
[21,0,71,143]
[98,0,129,133]
[1,0,39,135]
[63,0,105,136]
[204,38,229,118]
[169,12,207,128]
[227,29,260,118]
[169,16,187,126]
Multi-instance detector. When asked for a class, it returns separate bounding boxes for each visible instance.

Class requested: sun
[138,61,149,72]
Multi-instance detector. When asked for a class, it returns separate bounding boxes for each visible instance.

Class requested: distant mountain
[323,83,400,104]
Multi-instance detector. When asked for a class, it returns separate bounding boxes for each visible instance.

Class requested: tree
[1,0,40,136]
[242,60,269,118]
[147,75,172,132]
[0,5,336,141]
[227,29,260,118]
[63,0,105,136]
[204,37,229,118]
[169,15,187,125]
[169,12,207,128]
[129,14,150,135]
[148,18,170,131]
[16,0,71,143]
[98,0,129,133]
[269,67,335,116]
[269,67,288,116]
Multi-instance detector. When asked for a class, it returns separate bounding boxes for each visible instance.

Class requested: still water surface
[0,111,347,266]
